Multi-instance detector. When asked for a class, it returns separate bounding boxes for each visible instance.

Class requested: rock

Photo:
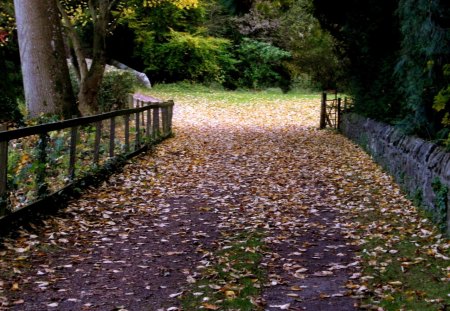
[110,60,151,88]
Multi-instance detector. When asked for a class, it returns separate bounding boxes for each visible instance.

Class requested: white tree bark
[14,0,75,118]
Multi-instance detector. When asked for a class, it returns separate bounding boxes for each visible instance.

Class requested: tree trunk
[63,0,109,115]
[78,63,105,115]
[14,0,76,119]
[77,15,107,115]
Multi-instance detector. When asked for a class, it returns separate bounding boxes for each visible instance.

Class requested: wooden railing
[0,97,174,219]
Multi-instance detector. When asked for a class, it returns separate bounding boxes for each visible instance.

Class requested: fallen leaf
[202,303,220,310]
[269,303,291,309]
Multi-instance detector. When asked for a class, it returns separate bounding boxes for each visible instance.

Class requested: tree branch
[56,0,88,82]
[108,0,119,12]
[88,0,97,23]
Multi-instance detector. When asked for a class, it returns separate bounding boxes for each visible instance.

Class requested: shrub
[433,64,450,148]
[97,70,136,112]
[142,30,236,84]
[230,38,292,91]
[0,94,22,124]
[0,42,23,124]
[70,67,136,113]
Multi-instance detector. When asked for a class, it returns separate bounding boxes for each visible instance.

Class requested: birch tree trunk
[14,0,76,118]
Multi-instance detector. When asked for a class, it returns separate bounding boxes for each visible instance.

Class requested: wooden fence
[0,97,174,221]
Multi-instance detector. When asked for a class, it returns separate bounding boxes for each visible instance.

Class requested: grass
[180,230,266,311]
[357,206,450,311]
[139,81,320,105]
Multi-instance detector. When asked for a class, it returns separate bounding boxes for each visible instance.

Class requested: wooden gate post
[153,107,160,139]
[146,108,151,141]
[0,124,8,216]
[320,92,327,129]
[337,97,342,130]
[161,106,168,135]
[93,121,102,165]
[168,101,174,133]
[135,111,141,150]
[109,117,116,157]
[69,122,78,180]
[36,132,49,198]
[128,93,135,109]
[124,115,130,153]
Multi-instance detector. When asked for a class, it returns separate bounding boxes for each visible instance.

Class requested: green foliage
[0,93,22,124]
[142,30,235,83]
[0,0,15,45]
[97,71,136,112]
[70,68,136,112]
[123,1,237,84]
[217,0,253,15]
[210,0,336,90]
[278,0,340,89]
[0,39,23,124]
[314,0,450,143]
[431,178,448,232]
[125,0,335,90]
[395,0,450,138]
[229,38,291,91]
[120,0,207,69]
[314,0,402,122]
[433,64,450,147]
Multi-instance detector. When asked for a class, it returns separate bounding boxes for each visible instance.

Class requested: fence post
[69,122,78,180]
[135,110,141,150]
[36,132,50,198]
[320,92,327,129]
[168,101,174,133]
[128,94,135,109]
[153,107,160,139]
[161,106,168,135]
[93,121,102,165]
[337,97,342,130]
[124,115,130,153]
[0,124,8,216]
[141,100,145,126]
[109,117,116,157]
[146,108,151,141]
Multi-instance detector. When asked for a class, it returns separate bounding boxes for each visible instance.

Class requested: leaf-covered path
[1,92,448,310]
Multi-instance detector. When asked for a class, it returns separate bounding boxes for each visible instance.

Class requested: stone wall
[340,113,450,233]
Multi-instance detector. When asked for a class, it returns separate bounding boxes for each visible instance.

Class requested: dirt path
[0,97,388,310]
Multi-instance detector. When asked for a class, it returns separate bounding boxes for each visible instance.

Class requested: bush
[0,93,22,124]
[433,64,450,148]
[70,67,136,113]
[97,70,136,112]
[142,30,236,84]
[230,38,292,91]
[0,41,23,124]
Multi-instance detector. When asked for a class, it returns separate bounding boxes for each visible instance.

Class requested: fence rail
[0,96,174,219]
